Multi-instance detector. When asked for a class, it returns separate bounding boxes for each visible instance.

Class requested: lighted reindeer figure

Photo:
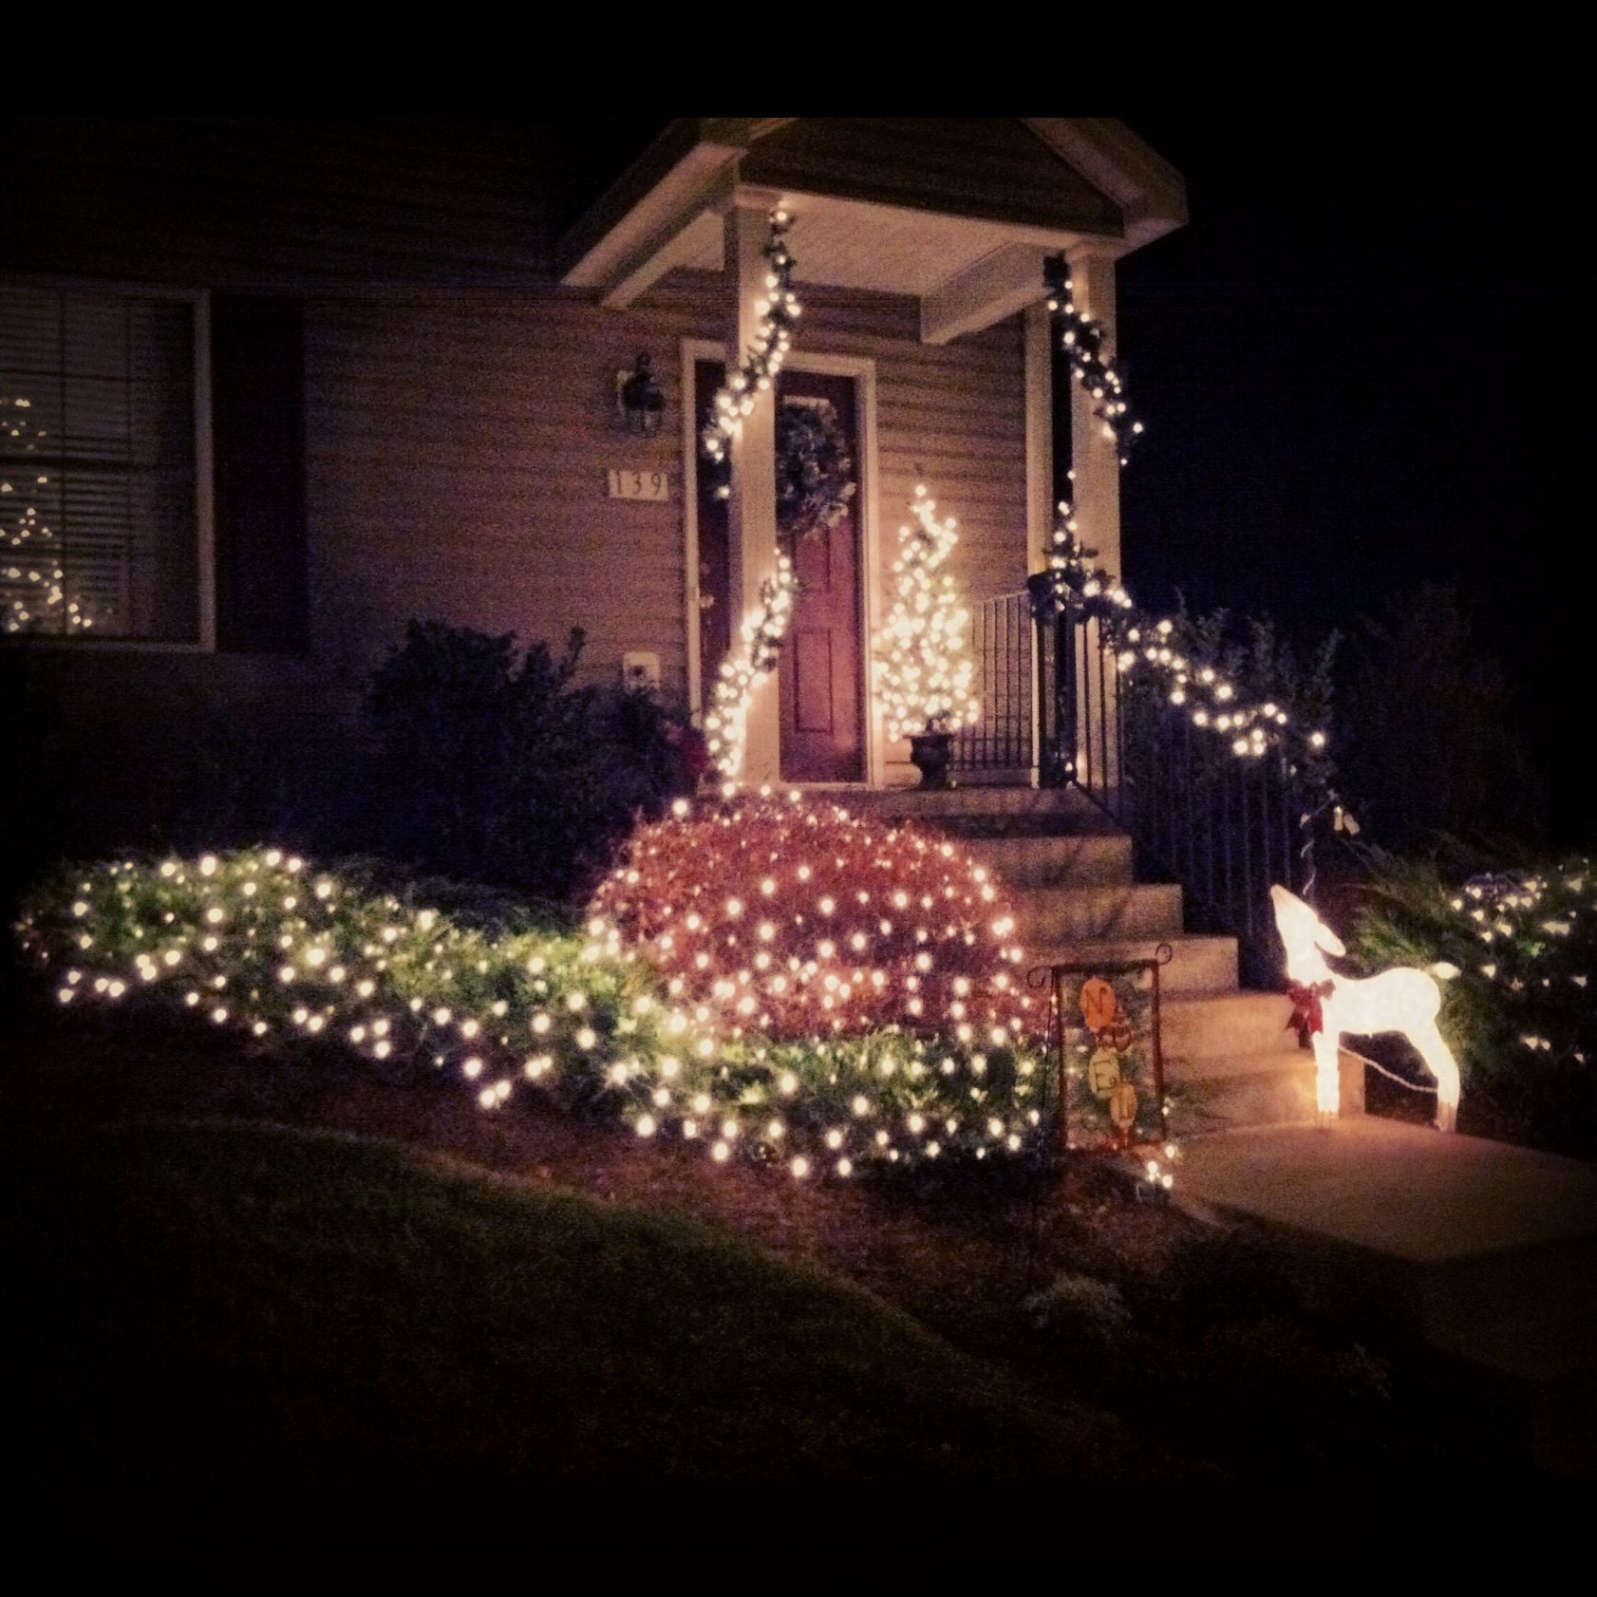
[1269,885,1461,1132]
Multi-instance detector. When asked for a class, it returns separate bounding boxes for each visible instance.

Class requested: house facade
[0,117,1184,818]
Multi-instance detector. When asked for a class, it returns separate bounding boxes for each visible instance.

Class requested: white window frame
[0,276,214,653]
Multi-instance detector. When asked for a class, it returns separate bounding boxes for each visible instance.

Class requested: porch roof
[557,118,1186,343]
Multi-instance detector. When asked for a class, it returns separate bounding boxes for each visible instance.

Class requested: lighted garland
[874,483,981,742]
[1034,503,1341,831]
[2,395,95,635]
[1046,262,1143,466]
[700,209,800,474]
[702,555,796,779]
[698,210,802,782]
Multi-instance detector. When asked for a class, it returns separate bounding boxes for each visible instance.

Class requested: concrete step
[1178,1119,1597,1337]
[1175,1119,1597,1477]
[1012,881,1184,943]
[961,832,1134,889]
[1161,1046,1367,1136]
[850,784,1118,831]
[1162,989,1296,1060]
[1165,1051,1315,1136]
[1028,934,1239,995]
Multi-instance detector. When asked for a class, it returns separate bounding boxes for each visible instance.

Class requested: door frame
[680,337,884,786]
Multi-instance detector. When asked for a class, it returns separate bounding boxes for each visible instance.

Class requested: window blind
[0,286,199,641]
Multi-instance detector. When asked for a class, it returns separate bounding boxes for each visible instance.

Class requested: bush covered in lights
[1350,850,1597,1154]
[17,833,1053,1181]
[588,791,1035,1045]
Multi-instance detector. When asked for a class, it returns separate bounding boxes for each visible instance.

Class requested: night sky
[1113,112,1588,841]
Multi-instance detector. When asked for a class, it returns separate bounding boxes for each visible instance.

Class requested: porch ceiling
[557,118,1186,344]
[669,199,1028,297]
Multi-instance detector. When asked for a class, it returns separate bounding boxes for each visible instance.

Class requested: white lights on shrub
[21,824,1183,1187]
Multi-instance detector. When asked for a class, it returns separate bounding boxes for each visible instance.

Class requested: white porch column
[1023,299,1054,787]
[725,198,782,785]
[1023,300,1055,576]
[1065,240,1124,793]
[1064,239,1123,575]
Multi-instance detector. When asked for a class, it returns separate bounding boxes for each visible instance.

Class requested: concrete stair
[1176,1119,1597,1476]
[860,782,1322,1133]
[1010,881,1184,944]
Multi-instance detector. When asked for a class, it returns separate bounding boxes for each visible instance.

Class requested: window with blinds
[1,286,203,643]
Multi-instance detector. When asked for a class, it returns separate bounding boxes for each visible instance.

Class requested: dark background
[1112,112,1587,842]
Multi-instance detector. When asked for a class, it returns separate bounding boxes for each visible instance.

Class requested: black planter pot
[908,731,954,790]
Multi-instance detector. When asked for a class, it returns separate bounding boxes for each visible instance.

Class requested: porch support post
[1065,239,1123,794]
[1024,300,1054,786]
[1064,239,1123,576]
[1024,301,1055,576]
[725,197,782,785]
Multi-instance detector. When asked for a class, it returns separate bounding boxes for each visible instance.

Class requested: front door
[694,361,865,782]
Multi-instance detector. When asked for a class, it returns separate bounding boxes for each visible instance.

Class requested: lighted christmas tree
[1,395,94,635]
[875,482,979,743]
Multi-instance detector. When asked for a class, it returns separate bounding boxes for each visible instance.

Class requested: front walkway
[1175,1116,1597,1476]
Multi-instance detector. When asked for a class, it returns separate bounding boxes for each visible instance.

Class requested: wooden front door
[694,361,865,783]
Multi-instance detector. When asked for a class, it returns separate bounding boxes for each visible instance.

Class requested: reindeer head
[1269,884,1345,983]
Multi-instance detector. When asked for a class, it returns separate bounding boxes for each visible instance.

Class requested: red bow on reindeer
[1285,980,1334,1047]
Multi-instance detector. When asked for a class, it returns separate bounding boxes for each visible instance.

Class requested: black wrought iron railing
[952,590,1035,774]
[955,576,1332,986]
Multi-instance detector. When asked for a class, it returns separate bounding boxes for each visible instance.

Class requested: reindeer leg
[1311,1032,1341,1126]
[1411,1020,1461,1132]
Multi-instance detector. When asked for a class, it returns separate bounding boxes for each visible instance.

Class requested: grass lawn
[0,996,1535,1494]
[2,1116,1147,1484]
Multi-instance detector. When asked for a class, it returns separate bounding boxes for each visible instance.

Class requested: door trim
[681,338,883,786]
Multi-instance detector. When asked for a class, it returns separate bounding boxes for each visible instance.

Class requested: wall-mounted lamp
[617,352,664,436]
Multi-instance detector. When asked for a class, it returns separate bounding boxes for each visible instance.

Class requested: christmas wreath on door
[710,394,856,544]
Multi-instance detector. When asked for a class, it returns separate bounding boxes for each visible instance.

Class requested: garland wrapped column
[702,207,801,782]
[1046,252,1142,466]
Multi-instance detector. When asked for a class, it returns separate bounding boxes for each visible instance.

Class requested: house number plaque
[607,469,669,501]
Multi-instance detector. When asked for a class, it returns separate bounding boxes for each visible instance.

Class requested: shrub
[18,841,1049,1179]
[587,791,1037,1044]
[1026,1273,1131,1346]
[1349,848,1597,1155]
[1338,584,1548,853]
[363,622,693,906]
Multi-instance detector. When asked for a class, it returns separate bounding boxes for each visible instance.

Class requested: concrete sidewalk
[1174,1116,1597,1476]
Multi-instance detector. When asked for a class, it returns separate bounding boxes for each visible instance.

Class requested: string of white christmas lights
[703,556,796,779]
[2,395,95,635]
[699,209,803,781]
[875,483,981,742]
[1046,266,1143,466]
[1038,503,1331,768]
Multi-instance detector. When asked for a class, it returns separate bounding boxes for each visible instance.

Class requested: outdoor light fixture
[617,352,664,435]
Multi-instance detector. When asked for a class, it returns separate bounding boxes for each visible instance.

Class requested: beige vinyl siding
[10,267,1031,814]
[304,270,1029,716]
